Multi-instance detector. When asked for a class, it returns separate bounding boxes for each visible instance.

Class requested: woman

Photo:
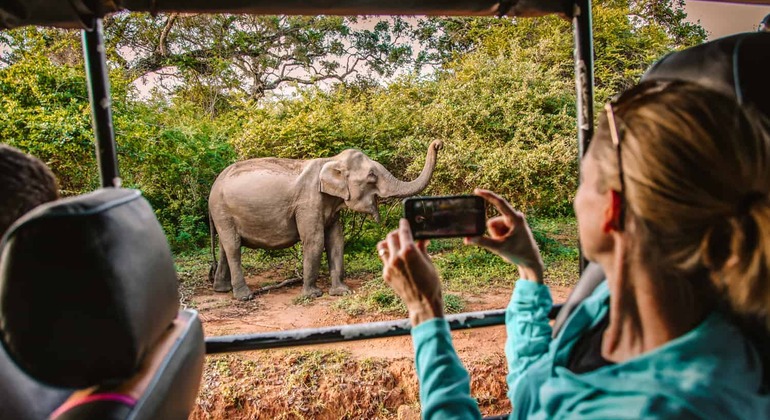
[377,81,770,418]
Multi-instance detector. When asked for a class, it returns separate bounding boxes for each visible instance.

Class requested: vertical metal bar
[573,0,594,272]
[82,19,121,188]
[573,0,594,158]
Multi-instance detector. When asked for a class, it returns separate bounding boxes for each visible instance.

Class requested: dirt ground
[190,271,572,419]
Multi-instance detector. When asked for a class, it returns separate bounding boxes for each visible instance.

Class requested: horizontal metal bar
[3,0,578,30]
[205,308,506,354]
[122,0,575,18]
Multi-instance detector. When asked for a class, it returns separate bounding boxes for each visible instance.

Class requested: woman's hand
[377,219,444,326]
[465,189,545,283]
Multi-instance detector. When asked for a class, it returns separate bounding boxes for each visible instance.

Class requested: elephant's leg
[219,229,253,301]
[299,227,325,298]
[213,245,232,293]
[326,217,350,296]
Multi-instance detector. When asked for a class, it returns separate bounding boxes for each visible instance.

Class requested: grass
[174,214,579,317]
[292,295,315,306]
[175,249,213,309]
[333,278,406,316]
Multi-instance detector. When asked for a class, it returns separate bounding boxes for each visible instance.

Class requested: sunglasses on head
[602,79,675,230]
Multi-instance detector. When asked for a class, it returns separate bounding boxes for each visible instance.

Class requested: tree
[0,28,99,193]
[411,0,707,99]
[103,14,414,112]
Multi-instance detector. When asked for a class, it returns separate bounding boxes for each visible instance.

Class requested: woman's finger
[386,229,401,261]
[398,218,415,251]
[417,239,430,254]
[474,189,516,220]
[488,217,511,238]
[377,240,389,263]
[464,234,499,251]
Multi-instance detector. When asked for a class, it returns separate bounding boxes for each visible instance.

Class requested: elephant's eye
[367,172,377,184]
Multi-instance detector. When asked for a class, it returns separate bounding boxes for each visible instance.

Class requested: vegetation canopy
[0,0,705,251]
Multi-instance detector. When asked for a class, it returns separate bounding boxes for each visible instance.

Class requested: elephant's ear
[319,161,350,200]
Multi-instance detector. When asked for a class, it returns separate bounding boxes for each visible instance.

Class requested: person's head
[574,81,770,322]
[0,145,59,235]
[759,13,769,33]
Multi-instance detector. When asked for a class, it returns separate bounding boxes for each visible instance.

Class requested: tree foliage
[103,14,414,112]
[413,0,706,100]
[116,103,237,249]
[0,28,99,194]
[0,27,236,250]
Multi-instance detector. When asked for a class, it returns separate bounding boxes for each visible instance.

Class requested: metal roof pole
[82,19,121,188]
[573,0,594,272]
[573,0,594,160]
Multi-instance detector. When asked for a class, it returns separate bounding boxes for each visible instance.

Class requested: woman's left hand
[377,219,444,326]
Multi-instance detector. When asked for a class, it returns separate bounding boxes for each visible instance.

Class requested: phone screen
[404,195,486,239]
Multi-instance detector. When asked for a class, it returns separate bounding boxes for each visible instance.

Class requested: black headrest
[643,32,770,121]
[0,188,179,388]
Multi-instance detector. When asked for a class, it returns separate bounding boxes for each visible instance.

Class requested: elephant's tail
[208,212,217,284]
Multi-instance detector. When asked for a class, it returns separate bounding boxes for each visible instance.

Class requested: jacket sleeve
[505,279,553,401]
[411,318,482,419]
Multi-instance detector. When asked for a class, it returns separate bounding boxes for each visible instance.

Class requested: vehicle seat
[0,188,204,420]
[642,31,770,124]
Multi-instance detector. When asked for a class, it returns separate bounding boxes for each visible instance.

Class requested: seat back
[642,32,770,123]
[0,188,204,419]
[552,262,604,337]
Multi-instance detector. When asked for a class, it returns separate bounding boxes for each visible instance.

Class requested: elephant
[208,140,443,300]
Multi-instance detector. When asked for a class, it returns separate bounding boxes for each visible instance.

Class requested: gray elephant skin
[208,140,443,300]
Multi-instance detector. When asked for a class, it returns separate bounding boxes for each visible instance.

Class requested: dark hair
[0,145,59,235]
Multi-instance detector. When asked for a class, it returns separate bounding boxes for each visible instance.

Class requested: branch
[158,13,179,57]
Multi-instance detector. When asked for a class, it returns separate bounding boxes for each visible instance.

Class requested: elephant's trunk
[378,140,443,198]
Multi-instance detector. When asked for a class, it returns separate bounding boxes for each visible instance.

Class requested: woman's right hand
[465,189,545,283]
[377,219,444,326]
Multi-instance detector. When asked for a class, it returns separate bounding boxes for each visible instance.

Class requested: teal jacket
[411,280,770,419]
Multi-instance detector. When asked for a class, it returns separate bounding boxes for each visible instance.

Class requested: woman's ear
[603,190,624,233]
[320,161,350,200]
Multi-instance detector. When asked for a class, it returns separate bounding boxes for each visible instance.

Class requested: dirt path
[193,273,572,361]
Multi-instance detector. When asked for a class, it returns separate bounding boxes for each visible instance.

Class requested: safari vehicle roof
[2,0,769,387]
[3,0,767,30]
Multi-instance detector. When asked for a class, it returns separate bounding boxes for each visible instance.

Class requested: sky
[684,0,770,38]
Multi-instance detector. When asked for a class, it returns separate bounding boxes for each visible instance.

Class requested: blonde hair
[589,81,770,325]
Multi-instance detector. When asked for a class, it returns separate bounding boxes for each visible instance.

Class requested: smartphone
[403,195,486,239]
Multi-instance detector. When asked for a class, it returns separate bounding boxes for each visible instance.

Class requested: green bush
[117,102,237,250]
